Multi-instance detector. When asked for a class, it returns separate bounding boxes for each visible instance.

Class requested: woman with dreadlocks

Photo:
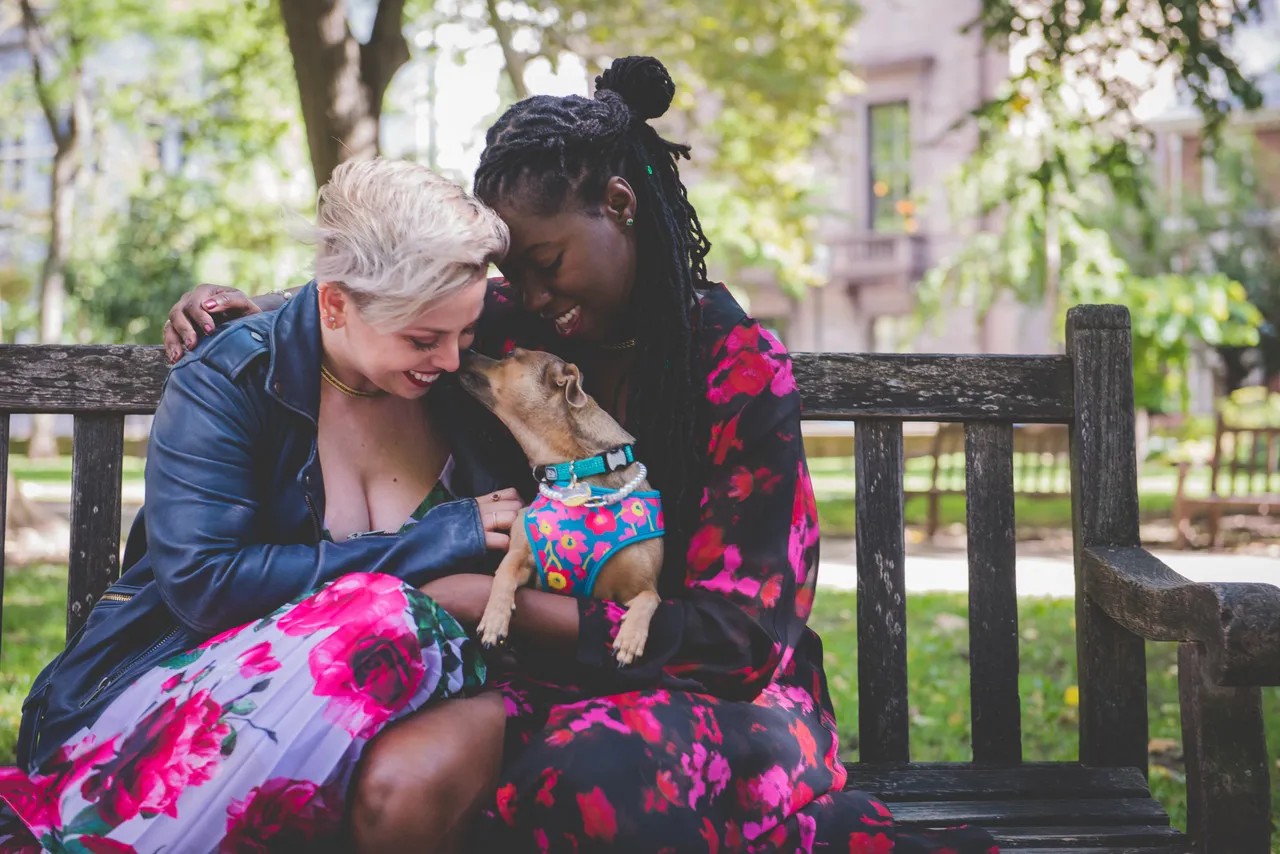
[163,56,994,853]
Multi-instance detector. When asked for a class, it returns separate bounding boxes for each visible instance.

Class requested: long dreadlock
[474,56,713,573]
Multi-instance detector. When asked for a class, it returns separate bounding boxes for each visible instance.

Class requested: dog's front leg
[613,589,660,666]
[477,510,533,649]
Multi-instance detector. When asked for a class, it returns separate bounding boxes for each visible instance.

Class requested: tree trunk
[21,0,86,459]
[486,0,530,101]
[277,0,409,188]
[4,473,58,531]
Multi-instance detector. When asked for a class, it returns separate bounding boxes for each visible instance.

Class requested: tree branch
[485,0,529,101]
[360,0,410,108]
[18,0,65,146]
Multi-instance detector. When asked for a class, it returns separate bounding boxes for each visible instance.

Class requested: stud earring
[327,315,337,327]
[625,217,634,228]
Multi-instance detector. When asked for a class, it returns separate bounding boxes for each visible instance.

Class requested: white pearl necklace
[538,462,649,508]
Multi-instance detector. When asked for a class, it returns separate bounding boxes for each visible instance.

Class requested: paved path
[817,538,1280,597]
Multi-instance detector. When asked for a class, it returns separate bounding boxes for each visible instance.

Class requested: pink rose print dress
[0,488,484,853]
[469,280,997,853]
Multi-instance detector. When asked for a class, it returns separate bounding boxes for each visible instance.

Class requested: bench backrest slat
[854,418,910,763]
[964,421,1022,764]
[792,353,1074,421]
[67,414,126,638]
[0,345,168,414]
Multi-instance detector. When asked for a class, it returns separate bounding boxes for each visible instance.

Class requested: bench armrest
[1082,546,1280,687]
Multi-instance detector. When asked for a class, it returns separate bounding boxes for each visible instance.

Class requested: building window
[867,101,915,233]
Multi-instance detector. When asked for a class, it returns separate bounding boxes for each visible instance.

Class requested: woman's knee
[351,692,506,847]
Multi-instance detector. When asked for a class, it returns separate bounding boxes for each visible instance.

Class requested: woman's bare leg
[350,690,506,853]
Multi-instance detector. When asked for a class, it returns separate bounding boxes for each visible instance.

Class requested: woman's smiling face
[492,178,638,344]
[322,276,487,397]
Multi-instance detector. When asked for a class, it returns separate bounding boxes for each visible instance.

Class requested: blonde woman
[0,159,519,851]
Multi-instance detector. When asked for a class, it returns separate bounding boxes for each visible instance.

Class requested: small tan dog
[458,348,664,665]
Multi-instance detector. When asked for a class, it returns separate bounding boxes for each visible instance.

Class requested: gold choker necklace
[598,338,636,351]
[320,363,386,398]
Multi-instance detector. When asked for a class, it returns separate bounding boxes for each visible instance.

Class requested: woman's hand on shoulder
[164,284,261,363]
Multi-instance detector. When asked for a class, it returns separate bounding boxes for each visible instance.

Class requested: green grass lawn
[810,455,1188,537]
[814,492,1178,538]
[8,455,146,484]
[0,565,67,761]
[3,565,1276,841]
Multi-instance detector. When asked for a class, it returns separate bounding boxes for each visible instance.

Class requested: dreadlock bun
[595,56,675,121]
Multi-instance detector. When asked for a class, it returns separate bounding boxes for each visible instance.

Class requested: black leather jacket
[17,282,505,770]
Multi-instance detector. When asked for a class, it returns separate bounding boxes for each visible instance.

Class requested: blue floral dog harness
[524,489,664,598]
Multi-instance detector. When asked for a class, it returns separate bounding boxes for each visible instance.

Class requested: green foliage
[1218,385,1280,428]
[422,0,859,293]
[974,0,1266,143]
[0,267,36,343]
[35,0,311,343]
[1089,273,1260,412]
[67,175,307,344]
[919,71,1262,413]
[1130,135,1280,380]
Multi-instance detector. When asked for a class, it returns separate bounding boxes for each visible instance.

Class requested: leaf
[62,804,112,839]
[221,728,238,756]
[225,698,257,716]
[160,649,202,670]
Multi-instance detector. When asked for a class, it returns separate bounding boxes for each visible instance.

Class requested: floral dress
[470,280,997,853]
[0,493,485,852]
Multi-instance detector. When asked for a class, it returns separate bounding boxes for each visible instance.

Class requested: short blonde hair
[310,158,509,330]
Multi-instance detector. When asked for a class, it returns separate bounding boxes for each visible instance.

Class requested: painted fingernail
[203,324,213,333]
[203,300,217,310]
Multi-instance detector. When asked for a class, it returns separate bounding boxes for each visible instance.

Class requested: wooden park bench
[0,304,1276,852]
[1173,400,1280,549]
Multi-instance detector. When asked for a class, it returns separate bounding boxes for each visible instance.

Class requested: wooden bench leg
[1207,505,1223,550]
[1178,643,1271,853]
[1173,463,1193,550]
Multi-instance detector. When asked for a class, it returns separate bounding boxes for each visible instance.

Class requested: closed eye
[409,337,439,352]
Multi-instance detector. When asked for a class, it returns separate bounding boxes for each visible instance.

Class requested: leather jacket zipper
[305,493,322,539]
[99,591,134,603]
[79,626,181,709]
[27,704,47,768]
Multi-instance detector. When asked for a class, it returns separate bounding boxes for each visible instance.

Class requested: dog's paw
[612,627,648,667]
[476,607,512,650]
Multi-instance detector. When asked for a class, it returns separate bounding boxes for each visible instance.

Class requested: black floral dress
[469,280,996,853]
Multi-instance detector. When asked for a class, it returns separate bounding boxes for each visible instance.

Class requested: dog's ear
[553,362,589,408]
